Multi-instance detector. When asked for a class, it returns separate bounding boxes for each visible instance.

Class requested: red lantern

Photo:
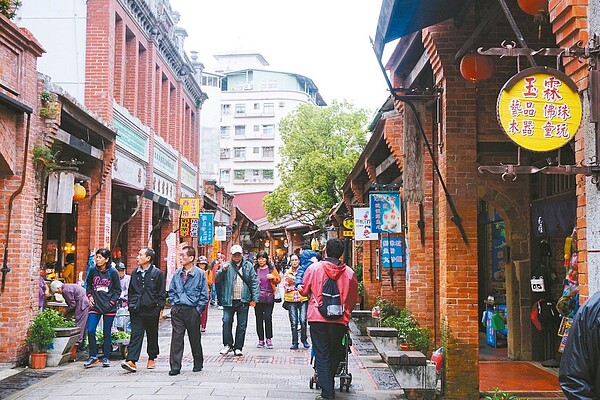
[460,53,494,83]
[517,0,547,16]
[73,182,86,201]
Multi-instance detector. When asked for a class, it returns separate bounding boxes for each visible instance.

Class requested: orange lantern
[460,53,494,83]
[73,182,86,201]
[517,0,547,16]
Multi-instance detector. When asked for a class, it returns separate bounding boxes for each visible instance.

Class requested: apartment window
[234,125,246,137]
[253,169,260,176]
[253,103,260,110]
[220,148,230,159]
[221,104,231,115]
[234,170,245,180]
[253,147,260,155]
[220,169,230,182]
[253,125,260,132]
[235,104,246,114]
[263,170,274,180]
[263,103,274,114]
[220,126,231,138]
[263,125,274,136]
[234,147,246,159]
[263,146,274,158]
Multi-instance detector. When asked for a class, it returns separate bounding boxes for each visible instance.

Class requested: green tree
[264,100,369,227]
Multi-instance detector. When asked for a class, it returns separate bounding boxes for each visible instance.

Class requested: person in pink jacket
[299,238,358,400]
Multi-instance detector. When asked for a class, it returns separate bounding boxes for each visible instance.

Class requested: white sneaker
[234,349,243,356]
[219,345,232,355]
[218,306,223,310]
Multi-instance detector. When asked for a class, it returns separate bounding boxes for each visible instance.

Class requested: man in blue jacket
[167,245,209,375]
[295,244,320,288]
[215,244,260,356]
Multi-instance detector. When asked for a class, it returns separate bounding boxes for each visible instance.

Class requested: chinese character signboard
[189,218,199,238]
[369,192,402,234]
[215,226,226,241]
[179,198,200,219]
[497,67,582,152]
[179,218,190,237]
[354,207,378,241]
[197,213,214,245]
[381,236,403,268]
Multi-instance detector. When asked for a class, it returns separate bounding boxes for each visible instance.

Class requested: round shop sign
[497,66,582,152]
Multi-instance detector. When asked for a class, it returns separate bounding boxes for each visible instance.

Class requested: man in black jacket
[559,291,600,398]
[121,247,166,373]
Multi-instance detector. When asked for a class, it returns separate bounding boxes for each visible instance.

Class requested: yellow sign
[179,198,201,219]
[497,67,582,152]
[343,230,354,237]
[179,218,190,237]
[343,217,354,230]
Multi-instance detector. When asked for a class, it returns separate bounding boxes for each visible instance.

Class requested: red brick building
[338,0,594,398]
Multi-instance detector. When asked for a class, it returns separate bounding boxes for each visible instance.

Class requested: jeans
[288,301,308,345]
[254,302,274,340]
[215,282,223,306]
[211,283,217,302]
[169,305,203,372]
[310,322,347,399]
[222,300,249,350]
[87,313,115,359]
[126,311,160,362]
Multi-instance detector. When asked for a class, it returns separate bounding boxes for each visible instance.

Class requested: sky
[169,0,390,112]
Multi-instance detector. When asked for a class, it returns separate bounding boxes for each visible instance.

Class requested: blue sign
[197,213,214,245]
[370,191,402,233]
[381,236,403,269]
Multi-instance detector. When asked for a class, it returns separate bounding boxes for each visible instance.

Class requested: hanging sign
[497,66,582,152]
[354,207,378,241]
[197,213,214,245]
[179,197,201,219]
[369,191,402,233]
[381,236,403,268]
[215,226,226,241]
[179,218,190,237]
[189,218,199,238]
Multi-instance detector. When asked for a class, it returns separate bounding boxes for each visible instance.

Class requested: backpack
[318,277,344,320]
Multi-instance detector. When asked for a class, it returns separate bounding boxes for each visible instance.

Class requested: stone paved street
[5,303,406,400]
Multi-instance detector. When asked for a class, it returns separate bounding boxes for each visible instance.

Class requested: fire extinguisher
[431,347,444,375]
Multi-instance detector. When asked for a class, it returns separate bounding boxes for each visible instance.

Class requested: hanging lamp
[460,53,495,83]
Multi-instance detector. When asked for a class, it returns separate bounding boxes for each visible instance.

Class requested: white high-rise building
[214,53,325,194]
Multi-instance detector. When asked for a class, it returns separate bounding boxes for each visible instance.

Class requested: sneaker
[218,306,223,310]
[266,339,273,349]
[121,360,137,372]
[290,344,299,350]
[256,340,265,348]
[168,370,180,376]
[102,358,110,367]
[233,349,243,356]
[219,345,233,355]
[303,340,311,349]
[147,359,155,369]
[201,328,206,333]
[83,357,100,368]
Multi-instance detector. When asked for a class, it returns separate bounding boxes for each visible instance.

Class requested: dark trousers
[169,305,203,372]
[127,311,160,362]
[310,322,347,399]
[222,300,249,350]
[254,302,274,341]
[87,313,115,359]
[215,282,223,306]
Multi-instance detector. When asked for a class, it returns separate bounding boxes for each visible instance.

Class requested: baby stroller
[111,300,131,359]
[309,330,353,393]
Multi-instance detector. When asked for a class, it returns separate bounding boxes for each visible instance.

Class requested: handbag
[282,301,291,311]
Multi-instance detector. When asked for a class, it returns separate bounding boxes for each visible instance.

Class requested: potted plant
[380,305,432,355]
[25,309,58,368]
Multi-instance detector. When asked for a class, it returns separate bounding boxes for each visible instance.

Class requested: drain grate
[0,369,57,398]
[367,367,401,390]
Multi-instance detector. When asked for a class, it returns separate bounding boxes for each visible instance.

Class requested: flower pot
[30,352,47,369]
[47,327,80,366]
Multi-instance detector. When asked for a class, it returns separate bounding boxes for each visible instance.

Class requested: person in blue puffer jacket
[294,245,320,288]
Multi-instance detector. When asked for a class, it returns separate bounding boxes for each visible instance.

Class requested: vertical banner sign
[165,232,177,289]
[104,213,112,249]
[179,218,190,237]
[369,192,402,233]
[354,207,378,241]
[497,67,582,152]
[214,226,226,241]
[198,213,214,245]
[381,236,403,268]
[189,218,199,238]
[179,198,201,219]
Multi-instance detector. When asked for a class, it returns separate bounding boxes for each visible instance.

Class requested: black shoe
[192,366,203,372]
[168,370,180,376]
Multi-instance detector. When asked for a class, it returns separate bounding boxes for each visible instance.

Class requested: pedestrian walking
[559,290,600,398]
[167,246,209,376]
[299,238,358,400]
[197,255,212,332]
[84,248,121,368]
[294,243,320,288]
[215,244,260,356]
[283,253,309,350]
[121,247,166,373]
[211,252,225,308]
[253,250,281,349]
[49,280,90,356]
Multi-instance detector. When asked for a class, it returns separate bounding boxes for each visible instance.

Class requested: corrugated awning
[373,0,468,59]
